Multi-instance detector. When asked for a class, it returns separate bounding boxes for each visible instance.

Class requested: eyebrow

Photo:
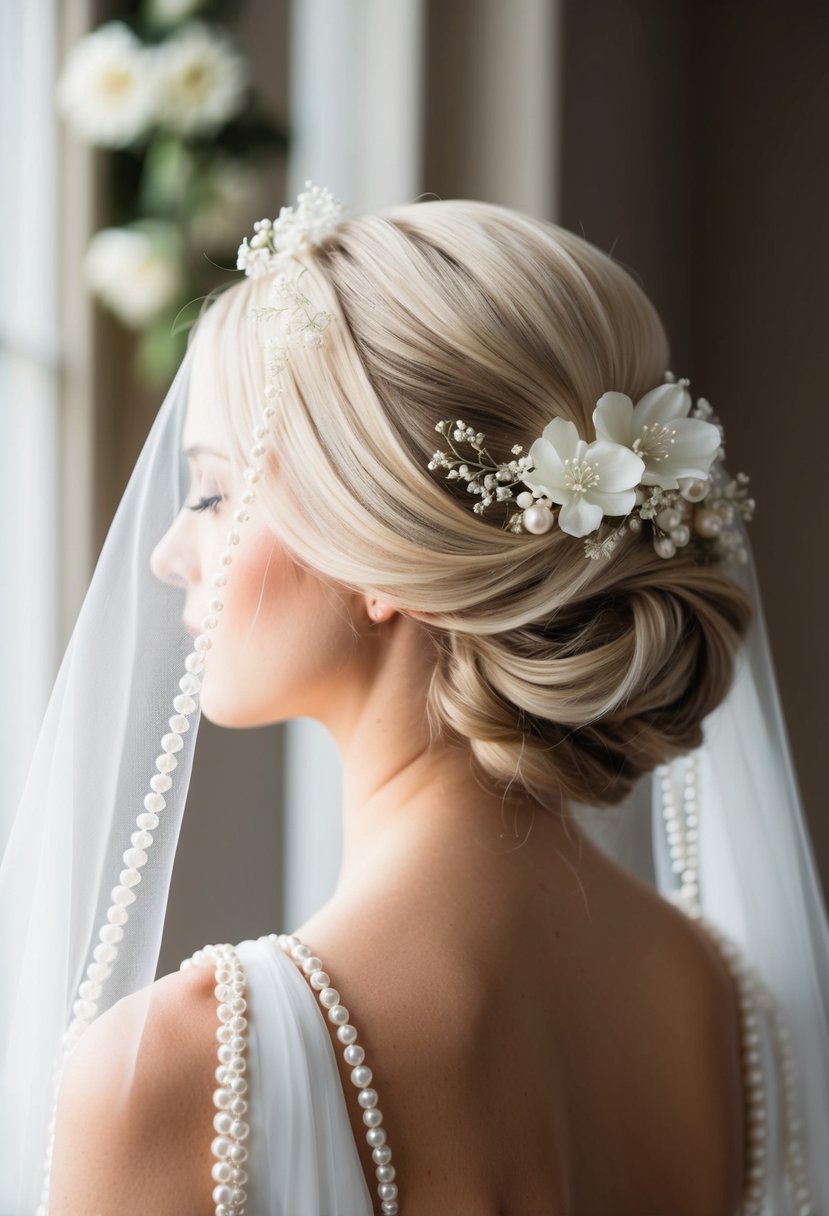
[183,444,229,461]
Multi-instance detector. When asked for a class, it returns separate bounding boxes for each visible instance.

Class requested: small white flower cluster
[237,183,346,278]
[428,373,754,564]
[58,20,248,149]
[252,271,333,351]
[428,421,534,516]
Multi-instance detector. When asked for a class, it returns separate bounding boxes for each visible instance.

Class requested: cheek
[197,526,356,725]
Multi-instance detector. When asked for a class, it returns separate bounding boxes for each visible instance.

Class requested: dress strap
[273,933,401,1216]
[180,943,251,1216]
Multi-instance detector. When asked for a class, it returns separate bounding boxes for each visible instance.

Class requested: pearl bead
[363,1107,383,1127]
[678,477,709,502]
[329,1004,349,1025]
[320,987,340,1008]
[655,507,681,531]
[174,695,197,715]
[337,1023,358,1044]
[156,752,178,773]
[184,652,205,674]
[670,524,690,546]
[149,773,171,794]
[344,1044,365,1065]
[515,491,535,509]
[693,507,722,538]
[310,970,330,989]
[358,1087,378,1108]
[521,504,554,534]
[145,792,166,813]
[653,536,676,559]
[352,1065,373,1087]
[161,732,184,754]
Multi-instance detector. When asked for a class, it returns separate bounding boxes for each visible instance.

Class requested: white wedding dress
[184,926,790,1216]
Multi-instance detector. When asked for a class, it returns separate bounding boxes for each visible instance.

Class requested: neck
[315,613,592,904]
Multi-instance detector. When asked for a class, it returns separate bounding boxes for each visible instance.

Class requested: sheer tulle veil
[1,205,827,1214]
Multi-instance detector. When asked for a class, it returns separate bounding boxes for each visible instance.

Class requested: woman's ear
[365,597,397,624]
[363,595,434,625]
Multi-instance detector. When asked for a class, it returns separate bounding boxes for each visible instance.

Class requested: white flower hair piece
[428,373,755,564]
[239,182,342,413]
[237,180,346,277]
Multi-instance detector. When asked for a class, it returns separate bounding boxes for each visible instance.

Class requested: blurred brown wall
[427,0,828,894]
[559,0,828,893]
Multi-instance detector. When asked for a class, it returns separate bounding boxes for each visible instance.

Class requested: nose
[150,511,199,589]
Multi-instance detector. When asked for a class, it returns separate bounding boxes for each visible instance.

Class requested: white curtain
[0,0,59,838]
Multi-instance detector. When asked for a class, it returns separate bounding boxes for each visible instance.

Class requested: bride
[2,188,827,1215]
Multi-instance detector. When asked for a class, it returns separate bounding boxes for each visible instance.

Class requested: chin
[198,684,288,730]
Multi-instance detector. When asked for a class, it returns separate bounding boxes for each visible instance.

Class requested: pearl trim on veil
[660,754,815,1216]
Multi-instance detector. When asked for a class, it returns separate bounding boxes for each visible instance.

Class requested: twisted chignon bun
[209,199,752,809]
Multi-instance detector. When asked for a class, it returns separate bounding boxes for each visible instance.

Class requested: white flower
[57,22,157,148]
[593,380,721,490]
[156,22,248,138]
[237,184,346,277]
[272,183,346,258]
[520,417,645,537]
[84,226,182,328]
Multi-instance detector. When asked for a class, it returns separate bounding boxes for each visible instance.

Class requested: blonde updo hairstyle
[201,199,751,810]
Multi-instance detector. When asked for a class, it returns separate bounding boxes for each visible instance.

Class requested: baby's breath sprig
[428,419,537,527]
[251,269,332,348]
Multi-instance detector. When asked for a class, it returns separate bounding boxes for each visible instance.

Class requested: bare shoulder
[637,898,747,1215]
[50,961,217,1216]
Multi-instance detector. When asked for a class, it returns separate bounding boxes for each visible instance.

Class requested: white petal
[586,440,645,492]
[539,416,581,462]
[592,392,634,445]
[641,419,721,487]
[632,382,692,427]
[588,488,637,518]
[523,437,567,502]
[666,418,721,472]
[558,496,604,537]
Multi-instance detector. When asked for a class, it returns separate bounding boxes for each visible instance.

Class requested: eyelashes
[187,494,224,513]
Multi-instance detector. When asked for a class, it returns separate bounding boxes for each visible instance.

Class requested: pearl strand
[657,755,699,907]
[181,944,251,1216]
[659,754,815,1215]
[35,401,277,1213]
[273,934,400,1215]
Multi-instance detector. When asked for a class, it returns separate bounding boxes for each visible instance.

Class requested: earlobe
[367,599,395,624]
